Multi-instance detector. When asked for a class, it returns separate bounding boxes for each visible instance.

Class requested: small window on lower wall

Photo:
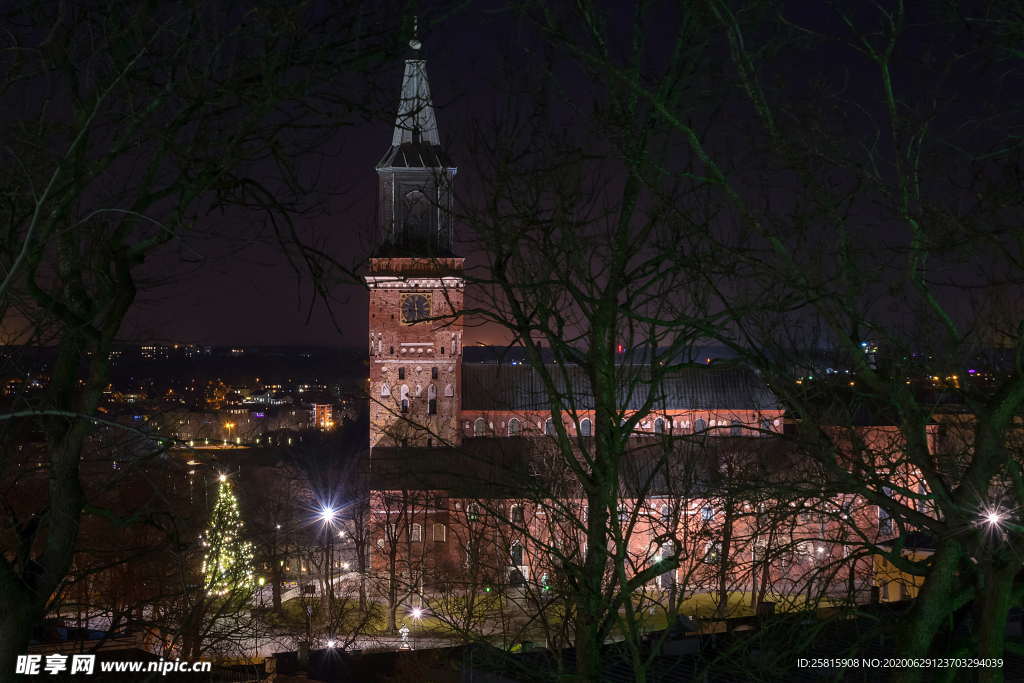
[433,523,446,542]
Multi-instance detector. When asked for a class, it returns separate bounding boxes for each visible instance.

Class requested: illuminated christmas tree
[201,474,255,596]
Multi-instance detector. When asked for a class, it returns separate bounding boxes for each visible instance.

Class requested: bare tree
[517,2,1024,680]
[0,1,406,672]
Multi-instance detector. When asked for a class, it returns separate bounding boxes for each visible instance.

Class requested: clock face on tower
[401,293,431,324]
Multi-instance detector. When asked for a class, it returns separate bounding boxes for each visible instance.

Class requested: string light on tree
[201,473,255,596]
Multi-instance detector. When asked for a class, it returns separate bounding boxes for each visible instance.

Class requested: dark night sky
[113,3,1022,350]
[120,8,511,350]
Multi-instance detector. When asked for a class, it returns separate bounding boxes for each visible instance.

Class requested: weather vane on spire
[409,16,421,51]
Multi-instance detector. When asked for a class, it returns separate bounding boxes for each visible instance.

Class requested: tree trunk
[716,502,734,618]
[0,594,37,679]
[975,556,1016,683]
[271,563,283,613]
[893,539,962,683]
[573,487,611,681]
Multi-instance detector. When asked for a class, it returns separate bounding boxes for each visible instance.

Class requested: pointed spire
[391,17,440,147]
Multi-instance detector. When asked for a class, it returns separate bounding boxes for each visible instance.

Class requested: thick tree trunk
[573,487,611,681]
[893,539,962,683]
[0,593,38,681]
[975,558,1016,683]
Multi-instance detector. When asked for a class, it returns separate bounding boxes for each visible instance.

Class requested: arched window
[427,384,437,415]
[380,383,391,397]
[403,189,430,243]
[400,383,410,414]
[414,383,422,397]
[731,420,742,436]
[544,418,556,436]
[510,543,524,566]
[511,504,525,524]
[410,523,423,542]
[654,418,665,434]
[473,418,487,436]
[579,418,592,436]
[694,418,707,434]
[508,417,521,436]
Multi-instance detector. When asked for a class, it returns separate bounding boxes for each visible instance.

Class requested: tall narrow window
[579,418,592,436]
[410,523,422,542]
[654,418,665,434]
[431,367,438,379]
[694,418,707,434]
[659,541,676,589]
[704,541,722,564]
[427,384,437,415]
[508,417,521,436]
[511,504,525,524]
[398,367,405,380]
[731,420,742,436]
[510,543,524,566]
[433,523,446,543]
[473,418,487,436]
[544,418,556,436]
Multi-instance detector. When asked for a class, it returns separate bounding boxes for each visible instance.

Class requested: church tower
[366,31,463,448]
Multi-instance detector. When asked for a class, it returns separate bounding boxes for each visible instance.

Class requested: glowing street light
[318,505,339,606]
[319,506,338,524]
[985,510,1004,526]
[410,607,423,620]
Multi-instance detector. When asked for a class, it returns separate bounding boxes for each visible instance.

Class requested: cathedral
[366,40,783,452]
[363,40,893,608]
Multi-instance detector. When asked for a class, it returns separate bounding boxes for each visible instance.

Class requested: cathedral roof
[460,364,780,412]
[369,435,797,499]
[391,56,439,147]
[376,141,452,169]
[375,41,450,170]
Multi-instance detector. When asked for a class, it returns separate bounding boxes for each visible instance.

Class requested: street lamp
[318,506,338,608]
[255,576,265,660]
